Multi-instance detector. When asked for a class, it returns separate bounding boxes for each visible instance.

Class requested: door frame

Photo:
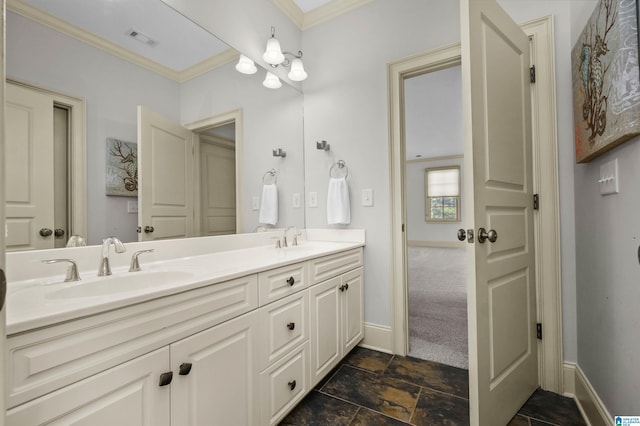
[387,15,563,392]
[6,79,87,240]
[184,108,244,235]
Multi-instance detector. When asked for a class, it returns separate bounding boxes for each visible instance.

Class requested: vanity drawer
[258,291,309,370]
[258,261,309,305]
[7,274,258,408]
[309,248,363,284]
[259,341,310,426]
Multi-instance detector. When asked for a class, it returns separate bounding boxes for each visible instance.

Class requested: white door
[5,83,54,251]
[200,139,236,236]
[137,106,194,241]
[2,11,8,422]
[461,1,538,425]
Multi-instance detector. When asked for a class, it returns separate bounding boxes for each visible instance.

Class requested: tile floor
[280,347,586,426]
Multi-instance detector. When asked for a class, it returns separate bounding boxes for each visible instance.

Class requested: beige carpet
[407,246,468,369]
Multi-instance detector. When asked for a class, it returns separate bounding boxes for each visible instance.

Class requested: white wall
[7,11,180,245]
[406,158,464,244]
[179,61,305,232]
[404,65,464,244]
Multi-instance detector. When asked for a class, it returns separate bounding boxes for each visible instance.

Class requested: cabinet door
[342,267,364,354]
[170,311,259,426]
[309,276,341,386]
[7,348,170,426]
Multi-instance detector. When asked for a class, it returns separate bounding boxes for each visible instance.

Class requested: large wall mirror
[5,0,305,250]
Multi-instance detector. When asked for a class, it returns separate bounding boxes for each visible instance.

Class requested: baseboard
[563,362,613,426]
[359,323,393,353]
[407,240,465,248]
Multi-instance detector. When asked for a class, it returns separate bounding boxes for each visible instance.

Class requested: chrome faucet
[98,236,126,276]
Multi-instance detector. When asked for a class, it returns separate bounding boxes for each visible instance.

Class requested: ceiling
[14,0,349,75]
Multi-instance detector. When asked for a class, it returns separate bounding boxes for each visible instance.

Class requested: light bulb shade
[263,71,282,89]
[235,54,257,74]
[263,37,285,65]
[288,58,308,81]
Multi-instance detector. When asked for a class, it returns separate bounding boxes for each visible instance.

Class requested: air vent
[126,29,158,47]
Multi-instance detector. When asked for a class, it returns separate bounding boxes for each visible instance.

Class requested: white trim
[407,240,465,248]
[387,16,563,391]
[406,154,464,164]
[521,15,564,394]
[359,323,393,354]
[562,362,613,426]
[272,0,374,30]
[7,0,235,83]
[184,109,244,235]
[6,79,87,242]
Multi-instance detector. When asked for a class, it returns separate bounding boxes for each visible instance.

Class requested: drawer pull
[339,284,346,292]
[286,322,295,330]
[179,363,193,376]
[159,371,173,387]
[288,380,297,391]
[344,282,349,291]
[286,276,295,286]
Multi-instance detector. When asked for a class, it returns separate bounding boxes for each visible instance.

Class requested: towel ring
[329,160,349,179]
[262,169,277,185]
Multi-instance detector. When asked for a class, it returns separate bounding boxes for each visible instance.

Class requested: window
[425,166,460,222]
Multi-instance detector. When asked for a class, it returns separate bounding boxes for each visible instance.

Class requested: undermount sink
[45,270,195,299]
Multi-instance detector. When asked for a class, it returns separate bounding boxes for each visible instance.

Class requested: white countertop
[6,240,363,335]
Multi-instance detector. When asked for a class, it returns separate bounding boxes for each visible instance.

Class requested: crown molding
[272,0,373,30]
[272,0,304,30]
[7,0,233,82]
[302,0,374,30]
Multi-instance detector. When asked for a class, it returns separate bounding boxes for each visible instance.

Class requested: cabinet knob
[286,276,295,286]
[159,371,173,387]
[179,363,193,376]
[339,285,345,292]
[288,380,296,391]
[344,283,349,291]
[286,322,295,331]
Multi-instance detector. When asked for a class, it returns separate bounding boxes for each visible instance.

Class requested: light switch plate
[599,158,619,195]
[252,196,260,210]
[293,193,301,208]
[308,192,318,208]
[127,200,138,214]
[362,188,374,206]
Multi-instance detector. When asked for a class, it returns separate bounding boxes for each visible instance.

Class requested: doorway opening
[403,64,469,368]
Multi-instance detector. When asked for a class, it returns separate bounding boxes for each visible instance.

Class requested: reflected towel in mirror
[327,177,350,225]
[259,184,278,225]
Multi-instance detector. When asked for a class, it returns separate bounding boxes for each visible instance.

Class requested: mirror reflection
[5,0,305,250]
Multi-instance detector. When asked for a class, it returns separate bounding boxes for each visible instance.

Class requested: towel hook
[272,148,286,158]
[262,168,277,184]
[316,140,330,151]
[329,160,349,179]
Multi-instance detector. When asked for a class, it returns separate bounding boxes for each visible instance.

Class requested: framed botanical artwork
[571,0,640,163]
[106,137,138,196]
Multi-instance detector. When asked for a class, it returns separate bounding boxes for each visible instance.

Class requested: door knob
[477,228,498,243]
[457,229,466,241]
[54,228,65,237]
[39,228,53,237]
[144,226,155,233]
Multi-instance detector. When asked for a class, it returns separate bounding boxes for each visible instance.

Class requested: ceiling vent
[126,29,158,47]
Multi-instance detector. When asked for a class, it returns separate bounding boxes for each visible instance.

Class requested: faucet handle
[42,259,81,282]
[129,249,154,272]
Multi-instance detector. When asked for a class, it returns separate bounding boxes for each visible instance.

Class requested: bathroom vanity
[4,230,364,425]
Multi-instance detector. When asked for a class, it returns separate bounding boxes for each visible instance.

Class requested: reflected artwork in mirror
[5,0,305,250]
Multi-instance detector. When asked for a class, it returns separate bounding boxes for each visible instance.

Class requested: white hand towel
[327,177,350,225]
[259,184,278,225]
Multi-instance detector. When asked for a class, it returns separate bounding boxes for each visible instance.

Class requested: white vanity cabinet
[309,250,364,386]
[6,244,364,426]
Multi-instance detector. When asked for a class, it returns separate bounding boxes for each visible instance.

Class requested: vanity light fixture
[263,71,282,89]
[235,54,257,74]
[263,26,307,82]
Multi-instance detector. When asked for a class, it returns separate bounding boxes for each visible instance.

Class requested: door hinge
[536,323,542,340]
[402,224,405,232]
[530,65,536,83]
[533,194,539,210]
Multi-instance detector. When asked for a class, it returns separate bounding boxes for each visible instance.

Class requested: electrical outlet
[308,192,318,208]
[599,158,619,195]
[127,200,138,214]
